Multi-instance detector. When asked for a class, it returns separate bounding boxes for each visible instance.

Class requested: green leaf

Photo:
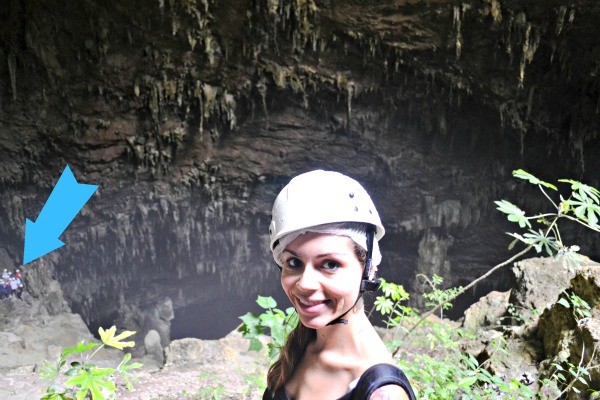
[61,341,99,358]
[248,338,263,352]
[117,353,142,373]
[557,298,571,308]
[559,179,600,203]
[457,375,478,388]
[66,366,116,400]
[40,359,65,381]
[495,200,531,228]
[256,296,277,309]
[513,169,557,190]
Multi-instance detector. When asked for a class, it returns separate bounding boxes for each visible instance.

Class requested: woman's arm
[370,384,411,400]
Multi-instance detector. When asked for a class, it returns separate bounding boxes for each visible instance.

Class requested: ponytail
[266,323,316,393]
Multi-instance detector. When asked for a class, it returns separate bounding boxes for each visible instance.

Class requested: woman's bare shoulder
[369,384,411,400]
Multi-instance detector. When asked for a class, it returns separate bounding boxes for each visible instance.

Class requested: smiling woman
[263,170,416,400]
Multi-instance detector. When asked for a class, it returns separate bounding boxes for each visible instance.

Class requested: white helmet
[269,170,385,251]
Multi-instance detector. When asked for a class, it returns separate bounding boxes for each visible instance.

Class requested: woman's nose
[296,265,320,291]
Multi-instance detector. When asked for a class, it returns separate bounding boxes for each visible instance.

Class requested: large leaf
[256,295,277,309]
[98,326,136,350]
[559,179,600,203]
[65,366,116,400]
[513,169,557,190]
[495,200,531,228]
[61,341,99,358]
[564,191,600,229]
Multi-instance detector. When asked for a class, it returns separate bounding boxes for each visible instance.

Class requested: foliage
[238,295,298,361]
[540,291,600,398]
[40,326,141,400]
[377,276,534,399]
[419,274,463,319]
[196,373,227,400]
[495,169,600,270]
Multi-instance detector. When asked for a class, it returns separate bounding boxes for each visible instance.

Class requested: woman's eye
[284,257,303,269]
[321,260,340,271]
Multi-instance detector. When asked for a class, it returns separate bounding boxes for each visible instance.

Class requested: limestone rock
[482,336,541,392]
[462,290,510,330]
[144,329,164,364]
[508,257,579,325]
[537,264,600,396]
[164,330,265,368]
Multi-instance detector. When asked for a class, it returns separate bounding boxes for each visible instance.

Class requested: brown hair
[266,242,368,394]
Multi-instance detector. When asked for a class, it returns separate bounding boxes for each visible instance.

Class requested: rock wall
[0,0,599,338]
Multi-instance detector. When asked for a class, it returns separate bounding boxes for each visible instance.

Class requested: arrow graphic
[23,165,98,264]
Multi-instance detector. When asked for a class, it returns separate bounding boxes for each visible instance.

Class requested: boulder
[537,264,600,397]
[164,330,267,368]
[462,290,510,330]
[144,329,164,364]
[508,257,580,325]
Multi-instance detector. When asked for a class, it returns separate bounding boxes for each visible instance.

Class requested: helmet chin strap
[326,225,380,326]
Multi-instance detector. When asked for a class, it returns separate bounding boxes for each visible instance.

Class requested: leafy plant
[419,274,463,319]
[374,278,535,399]
[40,326,141,400]
[373,278,414,329]
[238,295,298,361]
[495,169,600,265]
[196,373,227,400]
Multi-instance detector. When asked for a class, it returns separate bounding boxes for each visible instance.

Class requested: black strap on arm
[263,364,417,400]
[347,363,417,400]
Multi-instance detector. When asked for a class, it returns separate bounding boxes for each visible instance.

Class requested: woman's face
[280,232,363,329]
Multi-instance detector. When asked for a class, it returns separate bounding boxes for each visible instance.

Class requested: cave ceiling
[0,0,598,335]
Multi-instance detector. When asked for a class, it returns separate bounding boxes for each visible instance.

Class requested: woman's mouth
[295,296,330,314]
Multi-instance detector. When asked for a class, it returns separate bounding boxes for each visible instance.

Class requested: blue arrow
[23,165,98,264]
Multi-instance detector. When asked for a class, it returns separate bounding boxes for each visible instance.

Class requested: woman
[263,170,416,400]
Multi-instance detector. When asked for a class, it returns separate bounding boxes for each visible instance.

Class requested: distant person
[0,280,10,300]
[14,269,22,279]
[1,268,9,280]
[13,276,24,300]
[262,170,416,400]
[9,276,19,298]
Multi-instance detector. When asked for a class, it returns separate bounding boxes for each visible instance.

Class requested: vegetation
[40,326,141,400]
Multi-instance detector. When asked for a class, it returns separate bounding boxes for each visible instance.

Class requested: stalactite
[256,78,268,129]
[8,53,17,100]
[346,81,354,130]
[519,23,540,89]
[490,0,502,24]
[453,5,462,61]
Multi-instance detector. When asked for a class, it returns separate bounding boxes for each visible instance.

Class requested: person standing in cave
[262,170,416,400]
[0,279,10,300]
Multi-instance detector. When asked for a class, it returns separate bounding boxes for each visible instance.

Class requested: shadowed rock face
[0,0,599,339]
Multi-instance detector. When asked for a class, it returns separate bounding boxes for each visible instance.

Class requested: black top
[262,363,417,400]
